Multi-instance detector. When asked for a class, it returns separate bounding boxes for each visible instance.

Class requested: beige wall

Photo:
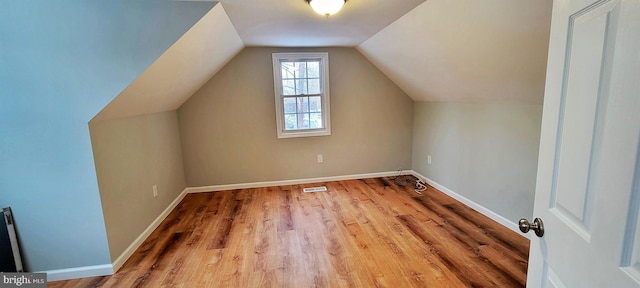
[89,111,186,261]
[178,47,413,186]
[412,101,542,221]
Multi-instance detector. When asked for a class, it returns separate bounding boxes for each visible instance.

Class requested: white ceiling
[95,0,553,121]
[219,0,425,47]
[359,0,553,103]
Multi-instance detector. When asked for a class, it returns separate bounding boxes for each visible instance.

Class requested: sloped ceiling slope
[93,4,243,121]
[358,0,552,103]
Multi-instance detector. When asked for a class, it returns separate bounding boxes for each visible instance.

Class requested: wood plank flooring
[49,177,529,287]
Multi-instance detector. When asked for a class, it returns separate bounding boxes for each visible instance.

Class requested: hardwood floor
[49,177,529,287]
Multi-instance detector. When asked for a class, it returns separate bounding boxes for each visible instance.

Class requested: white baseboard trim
[44,264,113,282]
[110,171,397,274]
[46,170,528,282]
[410,170,528,238]
[111,188,189,272]
[184,171,401,194]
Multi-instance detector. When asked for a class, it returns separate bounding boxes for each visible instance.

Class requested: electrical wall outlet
[427,155,432,164]
[317,154,324,163]
[152,185,158,198]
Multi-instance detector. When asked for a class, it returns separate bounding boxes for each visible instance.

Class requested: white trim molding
[410,170,529,239]
[43,170,529,282]
[100,169,529,281]
[43,264,114,282]
[109,171,398,272]
[185,171,401,193]
[111,188,189,272]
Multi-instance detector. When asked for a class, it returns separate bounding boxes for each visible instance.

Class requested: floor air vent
[303,186,327,193]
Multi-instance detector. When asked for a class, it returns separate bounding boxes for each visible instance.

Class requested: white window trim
[272,52,331,139]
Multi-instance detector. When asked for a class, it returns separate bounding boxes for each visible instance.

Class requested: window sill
[277,129,331,139]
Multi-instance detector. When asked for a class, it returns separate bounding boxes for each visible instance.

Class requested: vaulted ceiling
[93,0,552,122]
[358,0,552,103]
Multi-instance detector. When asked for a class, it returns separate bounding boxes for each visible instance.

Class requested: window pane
[295,78,307,95]
[307,61,320,78]
[281,62,295,79]
[295,62,307,78]
[310,113,323,128]
[282,80,295,95]
[308,78,320,94]
[297,97,309,113]
[283,97,297,113]
[309,96,322,112]
[299,113,311,129]
[284,114,297,130]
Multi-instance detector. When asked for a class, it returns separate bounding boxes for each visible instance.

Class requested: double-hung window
[272,52,331,138]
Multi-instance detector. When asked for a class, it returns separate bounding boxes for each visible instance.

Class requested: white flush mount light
[305,0,347,17]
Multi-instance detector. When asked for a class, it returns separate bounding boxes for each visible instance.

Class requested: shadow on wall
[412,101,543,222]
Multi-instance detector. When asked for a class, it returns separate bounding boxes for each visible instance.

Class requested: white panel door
[527,0,640,287]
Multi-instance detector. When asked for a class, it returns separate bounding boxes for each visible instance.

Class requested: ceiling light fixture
[305,0,347,17]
